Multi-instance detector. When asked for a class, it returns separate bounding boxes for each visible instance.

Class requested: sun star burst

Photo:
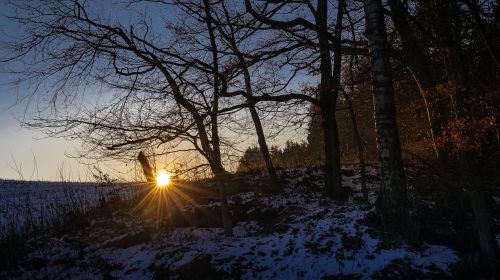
[156,171,171,188]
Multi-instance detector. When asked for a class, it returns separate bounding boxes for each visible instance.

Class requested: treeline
[238,142,316,172]
[2,0,499,272]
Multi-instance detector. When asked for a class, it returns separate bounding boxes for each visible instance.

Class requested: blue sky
[0,1,141,181]
[0,1,206,181]
[0,0,312,181]
[0,1,67,180]
[0,57,90,181]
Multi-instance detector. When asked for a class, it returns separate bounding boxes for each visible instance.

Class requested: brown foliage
[437,117,495,155]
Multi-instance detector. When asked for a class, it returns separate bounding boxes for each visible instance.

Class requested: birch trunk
[363,0,411,237]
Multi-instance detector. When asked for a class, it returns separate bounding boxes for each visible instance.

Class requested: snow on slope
[3,167,459,279]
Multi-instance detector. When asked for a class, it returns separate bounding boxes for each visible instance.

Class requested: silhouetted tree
[244,0,354,200]
[3,0,238,236]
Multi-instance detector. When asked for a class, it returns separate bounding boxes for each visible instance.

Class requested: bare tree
[207,0,282,191]
[243,0,351,199]
[2,0,238,236]
[363,0,412,239]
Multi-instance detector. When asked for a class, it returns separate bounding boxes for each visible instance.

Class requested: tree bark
[213,166,233,237]
[363,0,411,238]
[317,0,342,199]
[248,104,281,191]
[242,0,344,198]
[434,0,467,118]
[203,0,233,236]
[343,91,368,203]
[469,189,499,270]
[215,2,281,192]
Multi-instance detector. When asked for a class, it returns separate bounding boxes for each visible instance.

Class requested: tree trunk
[469,189,499,274]
[214,4,281,192]
[434,0,467,118]
[363,0,411,238]
[344,91,368,203]
[203,0,233,237]
[218,184,233,236]
[317,0,342,199]
[248,104,281,191]
[346,54,368,204]
[321,108,342,198]
[212,163,233,237]
[137,151,155,183]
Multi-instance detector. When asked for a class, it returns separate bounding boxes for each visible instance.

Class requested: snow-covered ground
[1,167,464,279]
[0,180,141,239]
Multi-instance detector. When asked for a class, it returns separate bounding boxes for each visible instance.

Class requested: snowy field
[1,167,464,279]
[0,180,141,240]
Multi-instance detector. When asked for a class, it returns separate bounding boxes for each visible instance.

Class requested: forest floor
[1,166,498,279]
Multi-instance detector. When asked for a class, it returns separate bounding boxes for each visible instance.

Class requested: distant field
[0,180,144,240]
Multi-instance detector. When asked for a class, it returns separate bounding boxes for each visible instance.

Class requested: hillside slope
[1,167,472,279]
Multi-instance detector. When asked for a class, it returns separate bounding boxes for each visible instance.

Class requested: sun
[156,171,171,188]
